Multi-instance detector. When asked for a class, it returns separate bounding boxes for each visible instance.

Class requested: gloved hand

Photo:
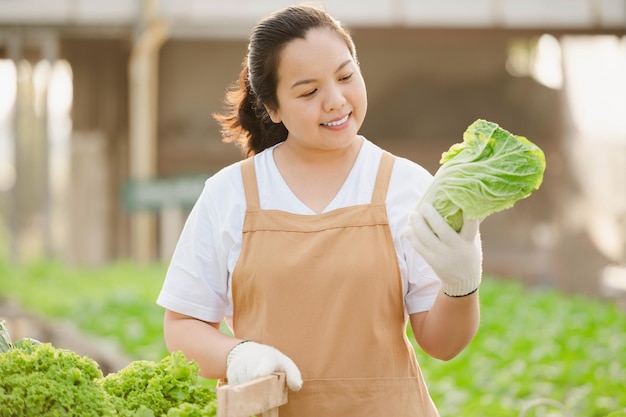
[404,203,483,297]
[226,341,303,391]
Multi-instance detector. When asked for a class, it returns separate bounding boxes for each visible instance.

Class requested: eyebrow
[290,59,353,89]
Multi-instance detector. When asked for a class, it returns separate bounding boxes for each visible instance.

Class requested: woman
[157,4,482,416]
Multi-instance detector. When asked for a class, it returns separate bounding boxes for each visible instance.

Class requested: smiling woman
[158,5,484,417]
[267,28,366,155]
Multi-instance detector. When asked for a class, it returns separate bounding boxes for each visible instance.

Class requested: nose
[323,84,346,112]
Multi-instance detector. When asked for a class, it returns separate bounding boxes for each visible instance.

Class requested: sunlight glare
[0,60,17,119]
[562,35,626,141]
[531,34,563,90]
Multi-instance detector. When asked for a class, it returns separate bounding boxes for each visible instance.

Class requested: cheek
[353,82,368,111]
[274,101,311,130]
[359,78,368,100]
[349,76,367,101]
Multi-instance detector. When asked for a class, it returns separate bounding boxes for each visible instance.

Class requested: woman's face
[266,28,367,152]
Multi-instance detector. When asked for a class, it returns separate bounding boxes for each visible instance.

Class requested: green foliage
[0,259,168,360]
[410,279,626,417]
[0,340,116,417]
[419,119,546,231]
[101,351,217,417]
[1,260,625,416]
[0,335,217,417]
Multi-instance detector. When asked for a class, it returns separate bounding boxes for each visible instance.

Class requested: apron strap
[240,156,260,210]
[371,151,395,205]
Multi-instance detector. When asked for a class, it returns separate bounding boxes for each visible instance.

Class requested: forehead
[276,28,354,82]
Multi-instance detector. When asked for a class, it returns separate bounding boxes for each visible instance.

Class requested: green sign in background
[122,175,210,212]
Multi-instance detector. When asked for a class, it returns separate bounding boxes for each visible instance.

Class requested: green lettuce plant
[0,329,218,417]
[418,119,546,231]
[0,337,116,417]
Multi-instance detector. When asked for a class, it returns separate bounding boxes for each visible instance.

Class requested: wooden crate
[217,372,288,417]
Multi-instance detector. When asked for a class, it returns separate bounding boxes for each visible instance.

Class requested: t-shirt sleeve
[402,238,442,314]
[156,169,239,323]
[386,156,442,314]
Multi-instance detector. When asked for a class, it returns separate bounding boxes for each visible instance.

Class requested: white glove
[226,341,303,391]
[404,203,483,297]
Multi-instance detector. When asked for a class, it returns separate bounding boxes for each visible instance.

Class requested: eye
[340,73,353,82]
[300,89,317,98]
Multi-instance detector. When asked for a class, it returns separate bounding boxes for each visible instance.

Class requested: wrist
[442,287,478,298]
[226,340,253,368]
[440,278,480,297]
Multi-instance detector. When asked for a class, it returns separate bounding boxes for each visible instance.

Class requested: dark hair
[213,4,357,157]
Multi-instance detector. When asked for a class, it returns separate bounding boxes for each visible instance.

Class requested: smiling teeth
[322,114,349,127]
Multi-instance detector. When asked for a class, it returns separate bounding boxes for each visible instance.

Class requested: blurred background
[0,1,625,415]
[1,0,624,298]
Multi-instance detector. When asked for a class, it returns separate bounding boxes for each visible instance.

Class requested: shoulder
[205,159,244,190]
[202,147,268,199]
[193,158,248,224]
[359,138,434,228]
[360,137,433,196]
[201,161,243,200]
[390,154,433,195]
[199,146,276,209]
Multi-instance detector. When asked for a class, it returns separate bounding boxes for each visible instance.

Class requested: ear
[264,104,281,124]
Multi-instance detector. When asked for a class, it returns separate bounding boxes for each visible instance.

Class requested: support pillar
[128,0,168,263]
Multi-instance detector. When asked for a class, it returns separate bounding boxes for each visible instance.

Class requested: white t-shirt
[157,138,441,323]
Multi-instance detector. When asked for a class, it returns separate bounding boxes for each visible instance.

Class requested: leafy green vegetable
[1,319,44,355]
[101,351,217,417]
[418,119,546,231]
[0,324,217,417]
[0,339,116,417]
[12,337,42,350]
[0,319,12,353]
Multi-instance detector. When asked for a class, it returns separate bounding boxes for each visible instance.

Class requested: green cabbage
[418,119,546,231]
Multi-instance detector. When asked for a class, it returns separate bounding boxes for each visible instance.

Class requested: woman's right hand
[226,341,303,391]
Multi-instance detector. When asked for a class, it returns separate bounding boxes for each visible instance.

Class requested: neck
[278,136,363,166]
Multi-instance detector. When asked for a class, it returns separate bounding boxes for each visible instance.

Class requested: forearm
[410,290,480,361]
[163,310,241,379]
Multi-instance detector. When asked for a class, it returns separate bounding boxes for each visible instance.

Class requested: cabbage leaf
[418,119,546,231]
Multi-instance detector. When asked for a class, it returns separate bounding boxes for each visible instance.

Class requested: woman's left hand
[404,203,483,297]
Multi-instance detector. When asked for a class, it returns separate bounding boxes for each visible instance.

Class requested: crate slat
[217,372,288,417]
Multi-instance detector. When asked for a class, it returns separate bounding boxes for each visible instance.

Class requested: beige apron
[231,152,439,417]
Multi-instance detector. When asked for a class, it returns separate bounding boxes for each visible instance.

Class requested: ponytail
[214,59,288,157]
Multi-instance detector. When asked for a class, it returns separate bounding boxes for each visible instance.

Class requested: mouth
[321,113,350,127]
